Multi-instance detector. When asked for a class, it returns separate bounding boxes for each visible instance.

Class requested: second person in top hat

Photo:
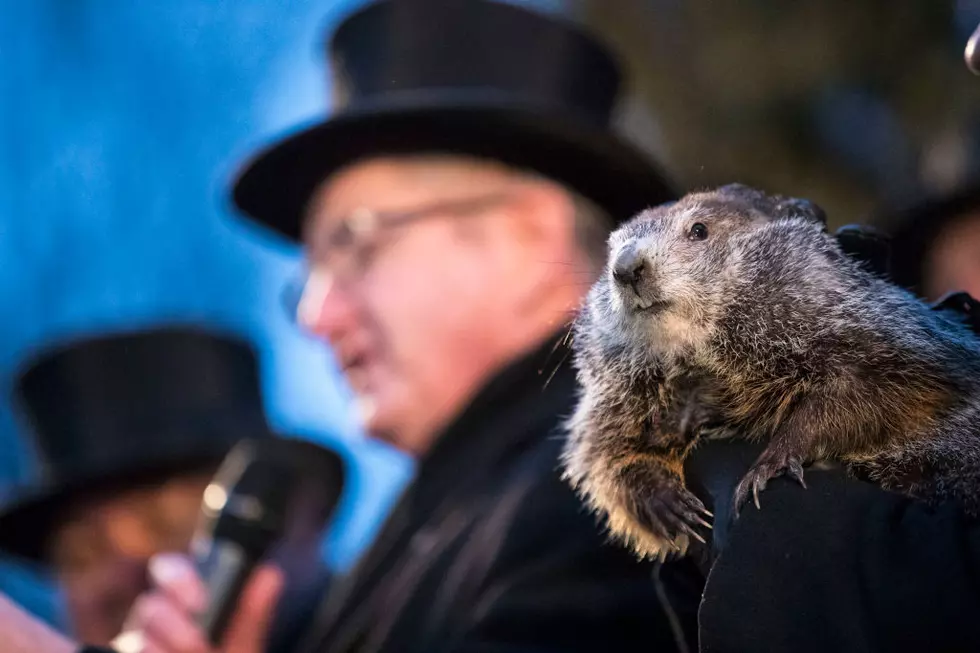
[119,1,706,653]
[0,326,344,652]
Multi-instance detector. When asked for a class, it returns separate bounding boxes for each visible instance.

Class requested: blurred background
[3,0,980,631]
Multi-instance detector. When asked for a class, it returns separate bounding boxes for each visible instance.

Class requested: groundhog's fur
[561,183,980,561]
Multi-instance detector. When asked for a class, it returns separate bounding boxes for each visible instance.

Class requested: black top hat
[231,0,678,242]
[0,326,290,562]
[875,181,980,296]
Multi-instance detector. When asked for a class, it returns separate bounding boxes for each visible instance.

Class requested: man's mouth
[340,351,369,372]
[336,349,373,392]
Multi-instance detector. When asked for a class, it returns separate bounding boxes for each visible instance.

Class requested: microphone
[190,436,345,646]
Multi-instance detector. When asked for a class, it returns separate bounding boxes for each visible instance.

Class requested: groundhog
[560,183,980,561]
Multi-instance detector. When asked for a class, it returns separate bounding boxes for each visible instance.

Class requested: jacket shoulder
[447,434,703,653]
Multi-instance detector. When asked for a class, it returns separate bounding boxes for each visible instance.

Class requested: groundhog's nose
[612,245,646,288]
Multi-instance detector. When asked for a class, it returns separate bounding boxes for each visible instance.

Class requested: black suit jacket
[285,335,704,653]
[699,468,980,653]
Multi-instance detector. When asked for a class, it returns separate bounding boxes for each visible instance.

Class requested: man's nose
[612,244,646,288]
[297,269,357,341]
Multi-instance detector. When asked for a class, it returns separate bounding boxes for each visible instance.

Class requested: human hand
[112,553,284,653]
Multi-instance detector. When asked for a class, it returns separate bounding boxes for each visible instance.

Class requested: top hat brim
[231,94,679,242]
[0,429,272,565]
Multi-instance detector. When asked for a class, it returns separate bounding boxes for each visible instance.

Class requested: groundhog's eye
[688,223,708,241]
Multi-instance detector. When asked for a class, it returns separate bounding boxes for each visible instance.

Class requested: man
[113,1,706,652]
[0,326,343,649]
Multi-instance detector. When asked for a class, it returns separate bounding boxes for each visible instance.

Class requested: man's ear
[506,183,584,309]
[506,182,576,264]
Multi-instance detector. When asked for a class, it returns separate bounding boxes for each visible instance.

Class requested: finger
[110,630,145,653]
[220,564,286,653]
[149,553,208,614]
[132,592,213,653]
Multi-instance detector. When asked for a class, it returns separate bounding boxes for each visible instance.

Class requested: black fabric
[699,467,980,653]
[279,333,703,653]
[268,565,333,653]
[231,0,677,242]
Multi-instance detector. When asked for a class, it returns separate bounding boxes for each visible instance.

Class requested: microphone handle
[193,537,262,645]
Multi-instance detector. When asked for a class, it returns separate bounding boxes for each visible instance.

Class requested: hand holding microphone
[111,436,345,653]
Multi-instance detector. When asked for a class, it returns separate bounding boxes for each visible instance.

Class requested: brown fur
[561,184,980,561]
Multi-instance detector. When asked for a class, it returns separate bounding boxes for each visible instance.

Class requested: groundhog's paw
[733,448,807,515]
[621,479,712,549]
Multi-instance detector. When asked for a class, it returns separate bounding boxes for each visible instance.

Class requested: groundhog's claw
[631,482,713,547]
[733,449,808,516]
[786,458,807,488]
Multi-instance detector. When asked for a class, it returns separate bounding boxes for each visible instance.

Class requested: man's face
[296,156,578,454]
[49,471,213,645]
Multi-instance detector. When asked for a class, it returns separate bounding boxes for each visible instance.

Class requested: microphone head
[188,436,345,645]
[195,436,346,558]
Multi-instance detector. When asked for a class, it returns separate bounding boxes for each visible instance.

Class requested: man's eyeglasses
[280,191,514,323]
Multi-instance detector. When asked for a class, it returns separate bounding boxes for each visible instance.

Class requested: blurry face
[49,472,212,645]
[296,156,584,454]
[924,212,980,302]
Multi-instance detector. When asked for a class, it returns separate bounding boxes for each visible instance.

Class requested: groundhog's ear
[775,197,828,227]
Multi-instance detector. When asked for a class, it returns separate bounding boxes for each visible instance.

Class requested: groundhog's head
[583,184,827,363]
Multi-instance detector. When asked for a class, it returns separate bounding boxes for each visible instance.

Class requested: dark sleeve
[441,470,705,653]
[267,567,332,653]
[699,470,980,653]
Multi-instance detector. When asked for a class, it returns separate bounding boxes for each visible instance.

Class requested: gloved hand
[834,223,891,279]
[931,291,980,336]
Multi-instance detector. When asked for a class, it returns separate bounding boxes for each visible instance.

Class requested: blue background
[0,0,419,629]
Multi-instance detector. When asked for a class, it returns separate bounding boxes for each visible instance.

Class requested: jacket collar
[407,329,577,512]
[295,329,578,653]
